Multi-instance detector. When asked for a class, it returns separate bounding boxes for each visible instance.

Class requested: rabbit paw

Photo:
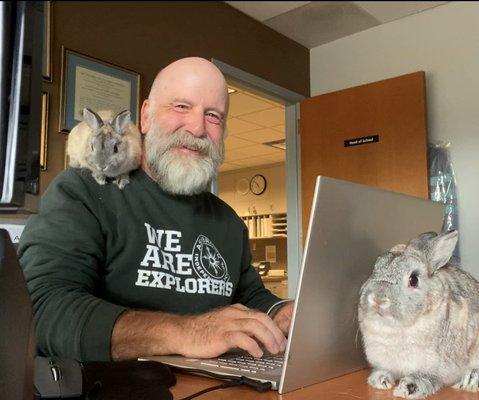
[368,369,395,389]
[115,174,130,189]
[453,369,479,392]
[393,375,441,399]
[92,172,106,185]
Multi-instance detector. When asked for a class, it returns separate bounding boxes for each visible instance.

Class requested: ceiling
[220,1,449,173]
[221,85,285,173]
[225,1,448,48]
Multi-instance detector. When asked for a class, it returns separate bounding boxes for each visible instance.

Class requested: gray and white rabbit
[67,108,141,189]
[358,230,479,399]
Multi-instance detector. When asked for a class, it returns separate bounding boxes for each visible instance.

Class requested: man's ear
[140,99,151,134]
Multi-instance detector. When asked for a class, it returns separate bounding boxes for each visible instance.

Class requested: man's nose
[185,110,206,137]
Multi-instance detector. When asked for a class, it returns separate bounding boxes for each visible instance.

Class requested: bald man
[19,57,293,362]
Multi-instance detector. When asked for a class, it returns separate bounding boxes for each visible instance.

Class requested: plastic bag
[428,141,460,264]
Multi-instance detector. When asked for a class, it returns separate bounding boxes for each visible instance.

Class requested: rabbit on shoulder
[358,230,479,399]
[67,108,141,189]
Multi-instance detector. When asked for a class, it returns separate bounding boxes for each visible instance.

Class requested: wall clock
[235,178,250,195]
[250,174,267,195]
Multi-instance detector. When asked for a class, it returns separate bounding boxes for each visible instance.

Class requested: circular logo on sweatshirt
[192,235,228,280]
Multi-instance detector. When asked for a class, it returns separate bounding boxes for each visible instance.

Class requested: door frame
[212,59,305,297]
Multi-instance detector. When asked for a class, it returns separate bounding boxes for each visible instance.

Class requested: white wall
[310,2,479,276]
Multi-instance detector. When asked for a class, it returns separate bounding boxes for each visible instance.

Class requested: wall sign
[344,134,379,147]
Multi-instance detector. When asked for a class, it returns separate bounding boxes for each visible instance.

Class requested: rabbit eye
[408,273,419,288]
[113,145,118,153]
[91,144,94,152]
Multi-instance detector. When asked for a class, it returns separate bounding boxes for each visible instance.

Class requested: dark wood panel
[40,1,309,193]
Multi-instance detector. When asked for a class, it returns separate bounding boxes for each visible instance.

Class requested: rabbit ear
[426,230,458,273]
[407,232,438,253]
[390,243,407,253]
[112,110,131,134]
[83,108,104,130]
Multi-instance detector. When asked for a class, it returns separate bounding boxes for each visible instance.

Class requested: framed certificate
[59,47,140,133]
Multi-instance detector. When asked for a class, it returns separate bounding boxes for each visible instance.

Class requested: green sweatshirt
[18,168,281,362]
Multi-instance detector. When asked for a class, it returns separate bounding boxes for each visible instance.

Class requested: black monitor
[0,228,35,400]
[0,1,44,212]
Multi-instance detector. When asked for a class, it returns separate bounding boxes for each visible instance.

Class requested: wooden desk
[171,369,479,399]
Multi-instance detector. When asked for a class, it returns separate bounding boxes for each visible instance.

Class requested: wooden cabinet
[300,71,428,239]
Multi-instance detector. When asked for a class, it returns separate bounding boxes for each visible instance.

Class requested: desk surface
[171,369,479,399]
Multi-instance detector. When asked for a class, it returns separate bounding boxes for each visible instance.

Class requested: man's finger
[226,306,286,351]
[277,318,291,336]
[230,303,249,311]
[273,303,294,337]
[232,318,281,355]
[224,331,263,358]
[250,310,287,351]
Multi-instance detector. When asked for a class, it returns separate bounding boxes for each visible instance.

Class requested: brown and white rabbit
[358,230,479,399]
[67,108,141,189]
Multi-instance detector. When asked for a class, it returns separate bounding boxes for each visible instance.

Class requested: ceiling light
[263,139,286,150]
[227,87,237,94]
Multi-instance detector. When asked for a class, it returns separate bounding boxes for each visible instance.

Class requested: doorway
[218,83,287,298]
[212,59,304,298]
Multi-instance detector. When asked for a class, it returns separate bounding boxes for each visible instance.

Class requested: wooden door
[300,72,428,237]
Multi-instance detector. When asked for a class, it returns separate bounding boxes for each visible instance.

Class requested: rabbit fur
[358,230,479,399]
[67,108,141,189]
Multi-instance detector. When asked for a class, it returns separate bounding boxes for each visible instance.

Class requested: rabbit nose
[367,293,390,309]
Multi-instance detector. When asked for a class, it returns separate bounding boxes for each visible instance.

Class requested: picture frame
[42,1,52,81]
[40,91,49,170]
[59,47,140,133]
[64,138,69,170]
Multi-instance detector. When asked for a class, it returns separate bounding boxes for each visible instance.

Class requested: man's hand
[272,302,294,336]
[111,304,288,361]
[176,303,287,359]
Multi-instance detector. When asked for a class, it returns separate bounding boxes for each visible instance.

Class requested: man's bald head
[148,57,229,116]
[139,57,228,194]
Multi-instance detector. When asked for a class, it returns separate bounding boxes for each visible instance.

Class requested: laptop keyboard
[200,353,284,374]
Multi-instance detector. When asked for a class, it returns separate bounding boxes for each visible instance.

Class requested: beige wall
[218,163,286,217]
[219,163,288,272]
[250,237,288,270]
[41,2,309,193]
[310,2,479,276]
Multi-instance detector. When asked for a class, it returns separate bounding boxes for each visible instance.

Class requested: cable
[85,381,102,400]
[179,380,241,400]
[175,367,273,400]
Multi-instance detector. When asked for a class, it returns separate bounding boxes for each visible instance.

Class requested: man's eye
[205,112,222,124]
[174,104,189,110]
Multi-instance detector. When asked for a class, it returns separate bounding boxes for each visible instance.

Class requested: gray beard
[144,123,224,196]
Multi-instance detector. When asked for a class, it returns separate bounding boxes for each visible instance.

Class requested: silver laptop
[142,176,444,394]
